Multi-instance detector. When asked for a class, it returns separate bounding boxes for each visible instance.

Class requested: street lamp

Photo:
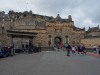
[26,2,29,11]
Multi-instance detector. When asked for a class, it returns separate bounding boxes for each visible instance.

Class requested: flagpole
[26,2,28,11]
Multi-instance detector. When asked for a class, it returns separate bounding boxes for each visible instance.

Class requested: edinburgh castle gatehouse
[0,10,100,49]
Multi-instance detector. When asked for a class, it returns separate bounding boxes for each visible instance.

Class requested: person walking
[71,45,76,54]
[21,44,25,53]
[80,43,84,54]
[93,45,97,53]
[60,42,63,51]
[65,42,71,56]
[82,44,86,55]
[77,43,81,54]
[98,45,100,55]
[25,43,29,53]
[56,42,60,52]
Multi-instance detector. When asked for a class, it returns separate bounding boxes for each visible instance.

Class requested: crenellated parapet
[46,21,74,27]
[46,14,74,28]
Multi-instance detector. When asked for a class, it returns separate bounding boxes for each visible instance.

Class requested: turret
[83,27,85,30]
[55,14,61,21]
[89,26,90,29]
[98,25,99,29]
[68,15,72,21]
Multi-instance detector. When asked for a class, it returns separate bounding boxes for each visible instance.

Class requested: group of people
[54,42,63,52]
[55,42,100,56]
[55,42,87,56]
[21,43,29,53]
[21,42,41,53]
[64,42,87,56]
[21,42,37,53]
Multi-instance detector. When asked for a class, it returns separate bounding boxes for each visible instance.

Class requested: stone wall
[81,38,100,48]
[0,11,86,48]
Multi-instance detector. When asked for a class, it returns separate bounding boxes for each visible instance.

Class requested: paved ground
[87,52,100,58]
[0,51,100,75]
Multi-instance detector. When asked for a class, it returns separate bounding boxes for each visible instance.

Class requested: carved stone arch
[54,36,62,44]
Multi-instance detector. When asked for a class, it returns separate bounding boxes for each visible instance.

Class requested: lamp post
[26,2,29,11]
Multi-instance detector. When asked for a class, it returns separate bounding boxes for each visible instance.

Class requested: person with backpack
[55,41,60,52]
[82,44,86,55]
[98,45,100,55]
[65,42,71,56]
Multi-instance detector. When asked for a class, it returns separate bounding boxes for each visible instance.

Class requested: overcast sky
[0,0,100,30]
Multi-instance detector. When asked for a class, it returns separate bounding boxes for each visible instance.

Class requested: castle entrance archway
[54,36,62,48]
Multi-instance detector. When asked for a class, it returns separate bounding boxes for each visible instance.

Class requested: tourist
[56,42,60,52]
[21,44,25,53]
[77,43,81,54]
[65,42,71,56]
[82,44,86,55]
[28,41,33,53]
[98,45,100,55]
[80,43,85,54]
[54,44,57,51]
[71,44,76,54]
[93,45,97,53]
[25,43,29,53]
[8,44,14,56]
[60,42,63,50]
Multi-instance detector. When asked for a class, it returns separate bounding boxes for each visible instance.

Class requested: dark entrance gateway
[54,36,62,50]
[55,36,62,44]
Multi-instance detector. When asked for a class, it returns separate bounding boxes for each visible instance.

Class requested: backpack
[65,43,69,48]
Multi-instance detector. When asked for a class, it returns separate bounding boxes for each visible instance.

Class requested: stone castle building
[81,25,100,48]
[0,10,100,49]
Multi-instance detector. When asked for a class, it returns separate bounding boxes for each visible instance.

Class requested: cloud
[30,0,84,16]
[0,0,100,30]
[81,0,100,24]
